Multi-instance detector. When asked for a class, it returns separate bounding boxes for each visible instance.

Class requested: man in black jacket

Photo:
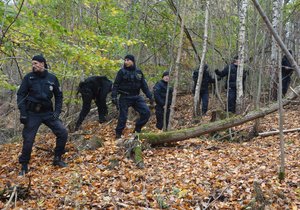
[215,56,240,113]
[153,71,173,130]
[282,50,294,96]
[17,55,68,176]
[192,64,215,115]
[111,54,153,138]
[75,76,112,131]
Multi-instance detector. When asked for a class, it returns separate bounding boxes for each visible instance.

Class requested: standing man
[215,56,240,113]
[17,55,68,176]
[153,71,173,130]
[111,54,153,139]
[281,50,294,96]
[192,64,215,115]
[75,76,112,131]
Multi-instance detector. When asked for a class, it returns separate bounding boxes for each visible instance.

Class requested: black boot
[18,164,28,176]
[53,156,67,167]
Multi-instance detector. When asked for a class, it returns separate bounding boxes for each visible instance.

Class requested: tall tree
[168,1,186,130]
[236,0,249,114]
[193,0,210,117]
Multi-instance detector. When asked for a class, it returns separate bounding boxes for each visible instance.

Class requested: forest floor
[0,95,299,209]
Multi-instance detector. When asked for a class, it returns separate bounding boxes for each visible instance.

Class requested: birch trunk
[168,2,186,130]
[277,0,285,181]
[193,0,210,117]
[269,0,280,101]
[236,0,248,114]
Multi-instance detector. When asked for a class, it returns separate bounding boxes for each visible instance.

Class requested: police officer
[215,56,240,113]
[282,50,294,96]
[75,76,112,131]
[17,55,68,176]
[111,54,153,138]
[192,64,215,115]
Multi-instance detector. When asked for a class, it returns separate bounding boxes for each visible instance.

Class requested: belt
[27,102,53,113]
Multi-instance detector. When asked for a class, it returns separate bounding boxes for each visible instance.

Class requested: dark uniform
[192,64,215,114]
[153,71,173,130]
[111,55,153,138]
[215,57,240,113]
[281,51,294,96]
[17,55,68,175]
[75,76,112,131]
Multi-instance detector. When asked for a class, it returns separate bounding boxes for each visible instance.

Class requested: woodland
[0,0,299,209]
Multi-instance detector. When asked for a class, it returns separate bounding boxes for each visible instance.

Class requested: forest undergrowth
[0,95,299,209]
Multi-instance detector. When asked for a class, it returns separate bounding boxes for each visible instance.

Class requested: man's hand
[149,98,155,109]
[20,115,28,124]
[52,112,60,120]
[214,69,220,75]
[112,98,119,109]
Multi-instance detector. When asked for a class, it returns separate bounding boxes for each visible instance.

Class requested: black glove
[20,115,28,124]
[112,98,119,109]
[52,112,60,120]
[214,69,220,75]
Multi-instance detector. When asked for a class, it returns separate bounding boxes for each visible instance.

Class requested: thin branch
[1,0,25,42]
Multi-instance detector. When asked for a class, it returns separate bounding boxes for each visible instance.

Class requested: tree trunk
[139,85,300,146]
[193,0,209,117]
[236,0,248,114]
[168,2,186,130]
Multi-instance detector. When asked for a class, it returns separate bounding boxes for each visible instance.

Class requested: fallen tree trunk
[258,128,300,137]
[140,86,300,146]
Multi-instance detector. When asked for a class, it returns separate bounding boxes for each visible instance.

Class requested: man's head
[32,55,47,72]
[162,71,170,82]
[124,54,135,68]
[233,55,240,65]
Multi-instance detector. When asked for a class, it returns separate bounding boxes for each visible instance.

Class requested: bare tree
[236,0,249,114]
[168,1,186,130]
[193,0,210,117]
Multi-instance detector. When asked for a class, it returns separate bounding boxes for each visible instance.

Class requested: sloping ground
[0,95,299,209]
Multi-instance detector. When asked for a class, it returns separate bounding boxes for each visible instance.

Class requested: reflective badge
[59,87,62,92]
[49,85,53,91]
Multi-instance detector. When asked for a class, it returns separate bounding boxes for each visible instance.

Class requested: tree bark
[168,1,186,130]
[139,85,300,146]
[236,0,248,114]
[193,0,209,117]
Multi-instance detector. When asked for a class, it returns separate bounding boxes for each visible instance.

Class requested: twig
[203,183,234,210]
[4,186,17,210]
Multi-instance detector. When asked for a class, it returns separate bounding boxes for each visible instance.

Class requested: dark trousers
[116,95,150,135]
[76,92,108,129]
[19,112,68,164]
[282,75,291,96]
[227,87,236,113]
[155,105,170,130]
[200,89,209,114]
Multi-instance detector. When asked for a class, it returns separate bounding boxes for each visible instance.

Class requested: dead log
[258,128,300,137]
[139,86,300,146]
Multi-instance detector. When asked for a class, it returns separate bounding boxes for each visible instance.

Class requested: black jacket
[111,66,152,99]
[153,80,173,107]
[215,63,238,88]
[17,70,62,115]
[78,76,112,98]
[192,65,215,93]
[281,55,293,78]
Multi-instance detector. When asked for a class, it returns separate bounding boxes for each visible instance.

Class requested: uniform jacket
[111,66,152,99]
[153,80,173,107]
[17,70,62,115]
[192,65,215,93]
